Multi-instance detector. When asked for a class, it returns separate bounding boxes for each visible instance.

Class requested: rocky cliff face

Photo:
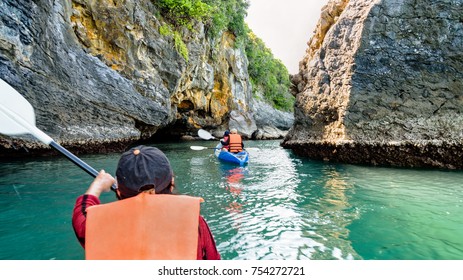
[0,0,293,154]
[283,0,463,169]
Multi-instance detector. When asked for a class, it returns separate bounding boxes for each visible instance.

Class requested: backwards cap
[116,145,173,199]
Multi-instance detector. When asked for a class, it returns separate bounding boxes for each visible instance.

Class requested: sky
[245,0,330,74]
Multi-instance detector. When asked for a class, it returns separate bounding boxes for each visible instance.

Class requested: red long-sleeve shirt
[72,194,221,260]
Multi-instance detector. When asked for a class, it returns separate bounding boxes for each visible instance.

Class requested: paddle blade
[0,79,36,135]
[198,129,216,140]
[190,146,208,150]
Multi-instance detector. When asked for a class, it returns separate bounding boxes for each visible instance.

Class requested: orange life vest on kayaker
[85,192,202,260]
[228,133,243,153]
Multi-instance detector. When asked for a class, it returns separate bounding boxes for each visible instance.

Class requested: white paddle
[197,129,259,151]
[197,129,216,140]
[0,79,117,191]
[190,146,219,150]
[191,145,259,151]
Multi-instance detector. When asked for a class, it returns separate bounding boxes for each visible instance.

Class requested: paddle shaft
[49,141,117,191]
[50,141,98,177]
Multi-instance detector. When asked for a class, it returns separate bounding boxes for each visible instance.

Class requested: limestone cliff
[283,0,463,169]
[0,0,293,154]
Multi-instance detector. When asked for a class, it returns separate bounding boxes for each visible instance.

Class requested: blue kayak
[214,143,249,166]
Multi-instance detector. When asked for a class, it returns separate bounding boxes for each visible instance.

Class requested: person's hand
[85,170,116,198]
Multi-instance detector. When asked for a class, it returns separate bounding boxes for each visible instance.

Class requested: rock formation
[283,0,463,169]
[0,0,293,155]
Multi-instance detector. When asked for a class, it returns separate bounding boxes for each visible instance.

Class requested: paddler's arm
[197,216,221,260]
[85,170,116,197]
[72,170,116,248]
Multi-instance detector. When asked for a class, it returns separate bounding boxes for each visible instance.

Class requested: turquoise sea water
[0,140,462,260]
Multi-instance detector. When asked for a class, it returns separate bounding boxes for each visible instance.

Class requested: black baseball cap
[116,145,173,199]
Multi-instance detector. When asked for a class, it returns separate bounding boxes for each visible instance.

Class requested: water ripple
[1,141,462,260]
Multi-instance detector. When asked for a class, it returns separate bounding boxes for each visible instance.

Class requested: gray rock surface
[0,0,292,155]
[283,0,463,169]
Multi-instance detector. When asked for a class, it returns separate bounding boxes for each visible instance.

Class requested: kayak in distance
[214,143,249,166]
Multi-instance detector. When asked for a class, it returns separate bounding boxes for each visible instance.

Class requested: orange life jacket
[85,192,202,260]
[228,134,243,153]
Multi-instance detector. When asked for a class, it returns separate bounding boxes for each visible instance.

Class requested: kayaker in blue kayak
[220,128,244,153]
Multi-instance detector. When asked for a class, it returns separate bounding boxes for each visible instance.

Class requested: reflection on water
[221,165,245,230]
[290,163,359,260]
[0,140,462,260]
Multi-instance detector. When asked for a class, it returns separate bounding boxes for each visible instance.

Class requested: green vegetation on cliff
[203,0,249,40]
[156,0,212,29]
[245,30,294,111]
[153,0,294,111]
